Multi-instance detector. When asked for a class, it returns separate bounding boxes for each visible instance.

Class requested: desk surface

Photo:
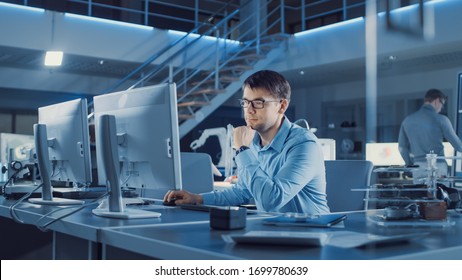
[100,210,462,260]
[0,197,211,242]
[2,197,462,260]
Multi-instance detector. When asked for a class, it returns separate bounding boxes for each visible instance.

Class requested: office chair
[294,119,310,129]
[181,152,214,193]
[324,160,373,212]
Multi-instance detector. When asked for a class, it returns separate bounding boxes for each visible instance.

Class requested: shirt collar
[252,116,291,153]
[422,103,436,113]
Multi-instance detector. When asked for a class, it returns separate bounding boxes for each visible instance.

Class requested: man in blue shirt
[164,70,330,214]
[398,89,462,182]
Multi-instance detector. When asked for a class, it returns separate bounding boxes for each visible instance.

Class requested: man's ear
[279,99,289,113]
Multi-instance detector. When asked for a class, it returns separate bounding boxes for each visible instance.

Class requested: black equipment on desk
[210,206,247,230]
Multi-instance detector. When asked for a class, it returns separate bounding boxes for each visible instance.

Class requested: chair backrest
[324,160,373,212]
[181,152,214,193]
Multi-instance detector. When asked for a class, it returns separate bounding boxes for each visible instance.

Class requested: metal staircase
[106,1,289,138]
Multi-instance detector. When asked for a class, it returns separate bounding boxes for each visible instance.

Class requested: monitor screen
[37,98,92,187]
[366,142,454,166]
[0,133,34,164]
[318,138,336,160]
[93,83,182,199]
[0,133,35,183]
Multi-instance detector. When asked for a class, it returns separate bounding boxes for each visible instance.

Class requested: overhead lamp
[44,13,63,67]
[44,51,63,66]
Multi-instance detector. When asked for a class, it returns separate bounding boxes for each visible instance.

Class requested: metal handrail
[174,2,286,103]
[103,1,243,93]
[67,0,239,27]
[12,0,424,36]
[115,0,286,114]
[124,8,242,91]
[163,10,258,89]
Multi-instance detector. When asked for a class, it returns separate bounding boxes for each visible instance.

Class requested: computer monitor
[0,133,35,183]
[366,142,454,166]
[318,138,336,160]
[93,83,182,200]
[29,98,92,205]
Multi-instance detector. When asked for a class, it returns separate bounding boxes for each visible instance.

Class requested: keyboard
[179,204,255,214]
[180,204,220,212]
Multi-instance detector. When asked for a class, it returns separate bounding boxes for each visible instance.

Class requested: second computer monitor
[37,98,92,187]
[93,83,182,199]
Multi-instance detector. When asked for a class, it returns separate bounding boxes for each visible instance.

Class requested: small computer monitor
[0,133,34,164]
[318,138,336,160]
[366,142,405,167]
[366,142,454,166]
[30,98,91,205]
[93,83,182,199]
[0,133,35,183]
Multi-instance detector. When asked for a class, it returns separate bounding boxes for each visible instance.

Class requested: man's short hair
[425,88,447,102]
[242,70,291,101]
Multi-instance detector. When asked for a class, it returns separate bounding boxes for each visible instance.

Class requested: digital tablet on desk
[263,213,347,228]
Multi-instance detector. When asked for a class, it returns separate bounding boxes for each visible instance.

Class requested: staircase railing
[97,1,289,137]
[104,0,243,94]
[172,2,287,102]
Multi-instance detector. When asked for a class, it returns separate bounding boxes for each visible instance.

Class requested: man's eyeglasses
[239,99,281,109]
[439,99,446,106]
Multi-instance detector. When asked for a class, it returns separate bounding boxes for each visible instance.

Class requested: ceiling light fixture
[44,13,63,67]
[44,51,63,66]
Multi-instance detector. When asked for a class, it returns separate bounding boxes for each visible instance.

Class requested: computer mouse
[162,198,177,206]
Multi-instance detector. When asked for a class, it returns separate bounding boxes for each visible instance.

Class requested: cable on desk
[35,192,109,232]
[1,168,25,194]
[8,183,43,224]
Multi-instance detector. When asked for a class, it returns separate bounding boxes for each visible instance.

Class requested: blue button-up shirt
[202,117,330,214]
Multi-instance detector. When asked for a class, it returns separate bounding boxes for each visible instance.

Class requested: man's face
[432,98,445,113]
[436,98,445,113]
[241,86,283,133]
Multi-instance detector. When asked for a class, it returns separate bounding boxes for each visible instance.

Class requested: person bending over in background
[398,88,462,182]
[164,70,329,214]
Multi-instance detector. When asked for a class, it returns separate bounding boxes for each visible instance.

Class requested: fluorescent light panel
[0,2,45,12]
[295,0,448,37]
[44,51,63,66]
[294,17,364,37]
[168,30,240,45]
[65,13,153,31]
